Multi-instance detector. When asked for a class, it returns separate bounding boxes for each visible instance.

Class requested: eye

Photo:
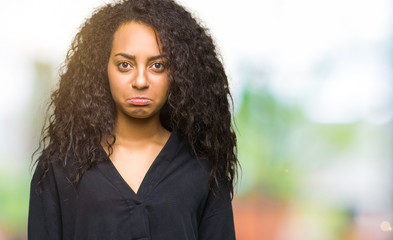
[151,62,165,73]
[117,62,132,72]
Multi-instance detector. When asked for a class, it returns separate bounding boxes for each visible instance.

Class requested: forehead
[111,22,161,54]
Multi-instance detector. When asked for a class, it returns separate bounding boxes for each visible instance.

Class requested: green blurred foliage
[236,85,303,198]
[0,168,29,238]
[235,80,359,200]
[0,60,55,239]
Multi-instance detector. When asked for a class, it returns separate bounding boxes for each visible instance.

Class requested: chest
[66,157,209,223]
[53,133,212,239]
[109,144,163,194]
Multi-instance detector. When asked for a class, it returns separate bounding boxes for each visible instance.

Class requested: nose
[131,68,149,89]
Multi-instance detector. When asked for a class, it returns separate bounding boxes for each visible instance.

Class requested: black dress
[28,131,236,240]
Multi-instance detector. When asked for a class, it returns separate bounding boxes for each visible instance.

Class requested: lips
[128,97,151,105]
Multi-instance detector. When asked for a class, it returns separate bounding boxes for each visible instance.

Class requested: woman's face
[107,22,169,121]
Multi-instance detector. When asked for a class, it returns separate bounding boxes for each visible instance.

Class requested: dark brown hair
[34,0,238,197]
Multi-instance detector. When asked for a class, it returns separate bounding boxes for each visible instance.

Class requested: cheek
[107,67,123,98]
[162,76,170,95]
[150,75,169,98]
[160,81,170,101]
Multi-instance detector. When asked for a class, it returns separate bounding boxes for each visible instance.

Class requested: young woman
[28,0,239,239]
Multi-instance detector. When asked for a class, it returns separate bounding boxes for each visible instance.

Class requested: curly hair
[34,0,238,197]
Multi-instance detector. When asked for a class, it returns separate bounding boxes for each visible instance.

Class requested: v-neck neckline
[97,131,178,201]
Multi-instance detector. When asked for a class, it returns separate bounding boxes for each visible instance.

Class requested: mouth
[127,97,152,106]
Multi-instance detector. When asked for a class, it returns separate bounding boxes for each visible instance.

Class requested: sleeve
[198,181,236,240]
[28,163,62,240]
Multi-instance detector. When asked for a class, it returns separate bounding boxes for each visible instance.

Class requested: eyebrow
[114,53,166,62]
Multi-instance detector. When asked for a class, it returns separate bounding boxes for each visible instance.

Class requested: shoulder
[171,130,211,173]
[174,132,232,199]
[32,147,76,186]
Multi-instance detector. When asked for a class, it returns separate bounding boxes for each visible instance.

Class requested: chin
[127,111,159,120]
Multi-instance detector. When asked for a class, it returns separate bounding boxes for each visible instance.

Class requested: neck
[112,112,168,147]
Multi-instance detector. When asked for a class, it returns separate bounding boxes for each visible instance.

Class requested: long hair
[34,0,238,197]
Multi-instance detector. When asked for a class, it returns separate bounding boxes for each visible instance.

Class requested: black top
[28,131,236,240]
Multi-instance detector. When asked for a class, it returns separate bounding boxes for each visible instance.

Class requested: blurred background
[0,0,392,239]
